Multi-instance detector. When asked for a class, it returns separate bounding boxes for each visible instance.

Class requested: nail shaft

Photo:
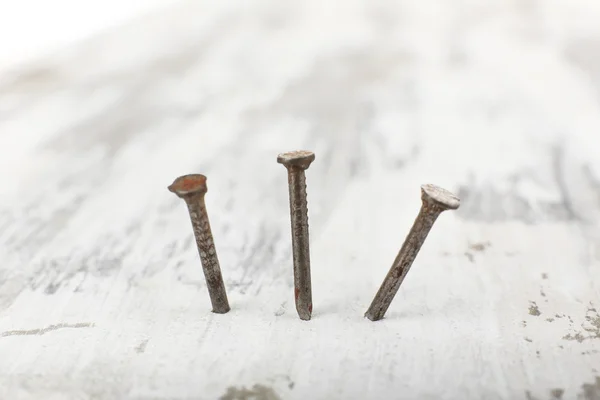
[278,151,315,321]
[168,174,230,314]
[365,184,460,321]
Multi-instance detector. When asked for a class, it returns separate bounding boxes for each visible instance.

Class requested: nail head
[277,150,315,169]
[168,174,208,197]
[420,184,460,210]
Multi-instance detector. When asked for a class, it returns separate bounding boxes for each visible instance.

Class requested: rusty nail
[365,184,460,321]
[277,150,315,321]
[168,174,230,314]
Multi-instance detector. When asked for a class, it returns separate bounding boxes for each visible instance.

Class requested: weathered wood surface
[1,1,600,399]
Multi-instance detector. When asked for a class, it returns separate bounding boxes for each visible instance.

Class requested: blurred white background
[0,0,177,70]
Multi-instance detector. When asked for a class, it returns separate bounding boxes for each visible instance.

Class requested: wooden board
[1,1,599,399]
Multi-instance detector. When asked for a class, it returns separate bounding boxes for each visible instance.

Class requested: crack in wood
[1,322,94,337]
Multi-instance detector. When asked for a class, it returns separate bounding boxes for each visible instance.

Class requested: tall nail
[365,184,460,321]
[277,151,315,321]
[168,174,230,314]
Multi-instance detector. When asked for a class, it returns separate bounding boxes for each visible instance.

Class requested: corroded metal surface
[278,151,315,321]
[365,184,460,321]
[168,174,230,314]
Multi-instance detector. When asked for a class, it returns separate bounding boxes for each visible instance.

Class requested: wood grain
[0,1,599,399]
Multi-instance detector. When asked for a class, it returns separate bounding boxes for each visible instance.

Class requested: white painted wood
[1,1,599,399]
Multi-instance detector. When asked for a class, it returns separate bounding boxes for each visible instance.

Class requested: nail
[277,150,315,321]
[365,184,460,321]
[168,174,230,314]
